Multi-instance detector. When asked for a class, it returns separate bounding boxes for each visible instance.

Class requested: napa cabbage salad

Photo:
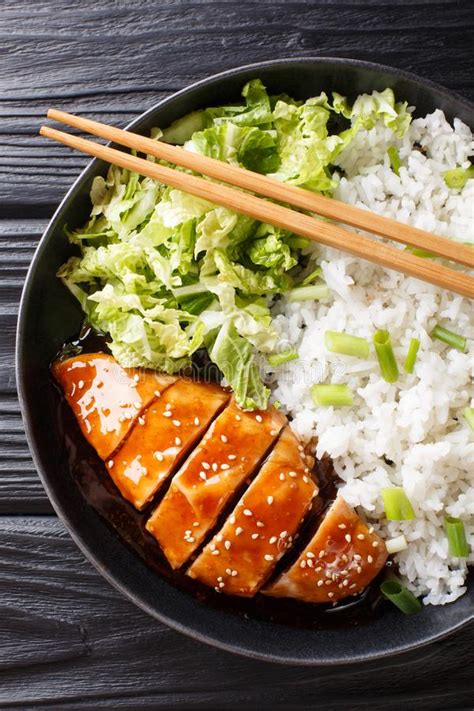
[58,80,411,409]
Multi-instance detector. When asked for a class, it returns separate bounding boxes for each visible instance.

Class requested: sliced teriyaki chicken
[107,379,229,509]
[146,399,286,569]
[264,496,387,603]
[188,427,318,596]
[52,353,176,460]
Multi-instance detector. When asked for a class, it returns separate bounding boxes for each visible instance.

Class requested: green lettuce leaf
[210,320,269,410]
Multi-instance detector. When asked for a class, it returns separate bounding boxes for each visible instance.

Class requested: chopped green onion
[385,534,408,554]
[443,166,474,190]
[310,384,353,407]
[300,266,322,287]
[373,330,399,383]
[287,284,330,303]
[445,516,469,557]
[267,350,299,367]
[404,246,437,258]
[272,400,281,410]
[381,579,422,615]
[387,145,401,175]
[325,331,369,359]
[382,487,415,521]
[463,407,474,431]
[431,324,466,352]
[403,338,420,373]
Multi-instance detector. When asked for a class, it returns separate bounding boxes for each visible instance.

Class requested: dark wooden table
[1,1,473,708]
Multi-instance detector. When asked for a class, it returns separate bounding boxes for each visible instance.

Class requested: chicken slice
[146,400,286,569]
[264,496,387,603]
[187,427,318,596]
[107,379,230,510]
[52,353,175,460]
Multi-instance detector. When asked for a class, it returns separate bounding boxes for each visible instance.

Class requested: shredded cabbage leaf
[59,80,411,409]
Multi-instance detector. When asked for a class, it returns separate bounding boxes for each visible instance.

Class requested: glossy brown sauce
[53,325,387,630]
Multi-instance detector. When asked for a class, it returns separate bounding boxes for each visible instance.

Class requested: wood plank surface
[0,517,473,710]
[0,0,473,707]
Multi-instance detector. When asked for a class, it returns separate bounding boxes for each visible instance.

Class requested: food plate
[16,58,474,664]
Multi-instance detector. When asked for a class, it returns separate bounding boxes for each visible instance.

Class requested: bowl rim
[16,56,474,666]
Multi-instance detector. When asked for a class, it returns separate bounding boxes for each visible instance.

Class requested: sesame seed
[107,460,114,469]
[341,554,348,562]
[306,551,315,559]
[235,527,243,536]
[218,582,225,589]
[134,401,141,409]
[251,533,259,540]
[193,521,199,527]
[229,515,236,525]
[118,415,125,423]
[199,472,207,481]
[165,403,171,410]
[138,416,145,425]
[231,570,238,577]
[325,580,332,586]
[279,473,285,481]
[368,555,374,564]
[300,560,307,569]
[220,434,228,443]
[243,509,252,517]
[269,536,278,544]
[372,541,379,547]
[235,414,241,421]
[357,533,365,540]
[307,559,314,568]
[357,566,362,574]
[186,536,195,543]
[315,566,322,573]
[212,463,218,472]
[224,541,231,550]
[194,417,200,426]
[125,413,132,420]
[345,534,352,543]
[77,380,85,389]
[256,521,265,528]
[350,583,357,589]
[270,430,277,436]
[298,445,304,452]
[163,411,172,418]
[211,550,220,556]
[280,531,288,538]
[317,580,324,587]
[215,533,223,542]
[338,523,346,530]
[354,554,362,561]
[256,415,263,423]
[264,554,274,561]
[368,526,374,534]
[304,467,310,474]
[154,390,161,397]
[303,476,309,483]
[328,592,334,599]
[267,496,273,505]
[133,374,140,382]
[318,550,325,558]
[210,543,216,551]
[343,579,349,587]
[153,451,164,462]
[225,568,232,576]
[228,454,237,460]
[221,463,230,470]
[172,419,181,427]
[288,471,297,478]
[202,462,210,470]
[175,437,181,446]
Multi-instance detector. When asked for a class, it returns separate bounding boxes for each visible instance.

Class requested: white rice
[269,110,474,605]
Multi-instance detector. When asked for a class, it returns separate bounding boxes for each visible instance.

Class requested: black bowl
[16,58,474,665]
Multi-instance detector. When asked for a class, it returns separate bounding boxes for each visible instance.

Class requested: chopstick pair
[40,110,474,299]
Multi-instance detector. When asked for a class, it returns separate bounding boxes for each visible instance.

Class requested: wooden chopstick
[47,108,474,269]
[39,124,474,300]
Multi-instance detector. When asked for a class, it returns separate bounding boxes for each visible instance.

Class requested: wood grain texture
[1,0,473,707]
[0,517,473,710]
